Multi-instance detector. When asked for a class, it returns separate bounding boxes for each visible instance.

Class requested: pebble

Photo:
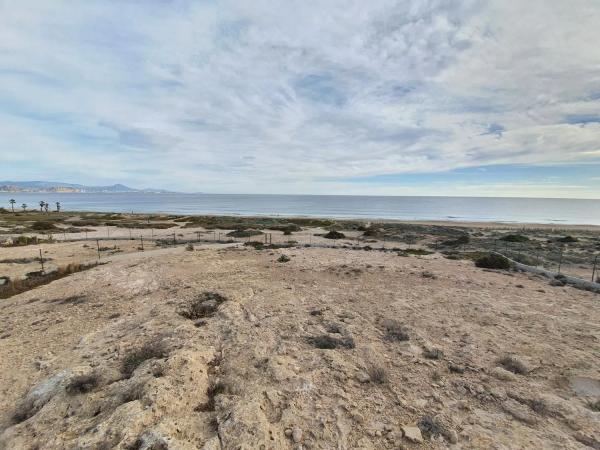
[446,429,459,444]
[402,425,423,443]
[292,427,303,443]
[491,367,517,381]
[356,371,370,383]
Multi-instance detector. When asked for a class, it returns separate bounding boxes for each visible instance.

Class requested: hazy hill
[0,181,171,193]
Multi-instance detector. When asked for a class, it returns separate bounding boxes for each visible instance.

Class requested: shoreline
[64,210,600,231]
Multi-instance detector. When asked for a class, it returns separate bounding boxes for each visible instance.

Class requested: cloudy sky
[1,0,599,198]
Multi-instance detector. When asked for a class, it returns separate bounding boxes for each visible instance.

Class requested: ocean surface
[1,193,600,225]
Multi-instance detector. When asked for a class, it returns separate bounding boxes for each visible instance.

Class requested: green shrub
[226,229,263,238]
[500,234,529,243]
[475,253,510,270]
[441,234,469,246]
[557,235,578,243]
[30,221,58,231]
[323,230,345,240]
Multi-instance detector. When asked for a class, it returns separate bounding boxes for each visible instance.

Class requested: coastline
[2,192,600,227]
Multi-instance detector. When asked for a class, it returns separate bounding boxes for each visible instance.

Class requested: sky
[0,0,599,198]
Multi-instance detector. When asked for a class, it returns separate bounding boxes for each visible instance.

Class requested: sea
[1,193,600,225]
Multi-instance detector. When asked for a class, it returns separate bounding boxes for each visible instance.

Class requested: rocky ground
[0,244,599,449]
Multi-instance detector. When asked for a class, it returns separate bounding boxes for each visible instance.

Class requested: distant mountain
[0,181,173,193]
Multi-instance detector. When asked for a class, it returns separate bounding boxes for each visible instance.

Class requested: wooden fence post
[558,248,563,274]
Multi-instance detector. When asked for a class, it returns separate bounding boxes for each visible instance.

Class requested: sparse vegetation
[0,263,97,299]
[179,291,228,320]
[66,374,99,395]
[30,220,59,231]
[500,234,529,243]
[497,355,528,375]
[475,253,511,270]
[423,348,443,360]
[441,234,470,247]
[185,243,194,251]
[403,248,434,256]
[277,254,291,263]
[366,364,387,384]
[121,339,168,378]
[585,399,600,412]
[382,319,409,341]
[557,235,578,243]
[227,229,263,238]
[418,415,444,438]
[307,334,355,349]
[323,230,345,240]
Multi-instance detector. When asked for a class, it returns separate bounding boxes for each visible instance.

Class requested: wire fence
[2,226,599,286]
[455,238,600,284]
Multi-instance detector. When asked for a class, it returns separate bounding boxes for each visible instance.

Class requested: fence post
[173,232,176,245]
[96,239,100,261]
[558,247,563,274]
[196,231,200,242]
[107,227,110,238]
[39,248,44,272]
[129,228,132,240]
[140,235,144,251]
[592,255,598,283]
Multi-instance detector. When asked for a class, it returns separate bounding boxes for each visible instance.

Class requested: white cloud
[0,0,599,195]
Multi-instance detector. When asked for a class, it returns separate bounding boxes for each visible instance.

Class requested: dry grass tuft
[179,292,228,320]
[121,340,168,378]
[66,374,100,395]
[497,355,528,375]
[382,319,409,341]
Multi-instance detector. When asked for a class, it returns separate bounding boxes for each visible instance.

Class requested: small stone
[491,367,517,381]
[402,425,423,443]
[284,428,293,438]
[356,371,370,383]
[292,427,303,443]
[501,399,537,425]
[446,430,459,444]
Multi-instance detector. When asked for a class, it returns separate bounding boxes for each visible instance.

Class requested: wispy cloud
[0,0,599,196]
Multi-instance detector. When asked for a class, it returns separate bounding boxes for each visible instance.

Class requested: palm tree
[21,203,27,212]
[9,199,15,213]
[39,200,45,212]
[55,201,61,213]
[44,202,49,213]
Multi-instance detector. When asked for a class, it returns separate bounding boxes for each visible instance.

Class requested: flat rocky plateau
[0,245,599,449]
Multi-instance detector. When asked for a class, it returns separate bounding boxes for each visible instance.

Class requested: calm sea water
[1,193,600,225]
